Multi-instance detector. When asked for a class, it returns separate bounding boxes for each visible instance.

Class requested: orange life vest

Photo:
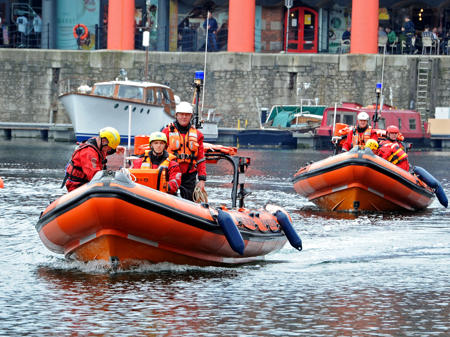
[352,126,373,147]
[167,123,199,165]
[141,150,177,170]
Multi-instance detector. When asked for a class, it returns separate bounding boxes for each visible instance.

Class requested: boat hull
[36,171,288,267]
[59,93,174,143]
[292,148,434,212]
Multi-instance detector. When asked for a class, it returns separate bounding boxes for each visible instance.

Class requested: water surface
[0,140,449,336]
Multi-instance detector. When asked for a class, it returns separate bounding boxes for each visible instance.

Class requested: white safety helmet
[176,101,194,115]
[357,112,370,121]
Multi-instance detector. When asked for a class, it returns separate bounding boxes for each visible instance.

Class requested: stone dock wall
[1,49,449,128]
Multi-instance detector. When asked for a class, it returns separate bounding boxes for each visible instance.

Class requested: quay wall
[1,49,450,128]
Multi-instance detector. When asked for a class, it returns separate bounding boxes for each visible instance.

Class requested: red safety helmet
[386,125,399,134]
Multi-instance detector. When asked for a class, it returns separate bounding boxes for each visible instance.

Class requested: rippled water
[1,140,449,336]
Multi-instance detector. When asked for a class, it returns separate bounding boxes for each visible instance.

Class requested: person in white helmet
[162,101,206,201]
[341,111,378,152]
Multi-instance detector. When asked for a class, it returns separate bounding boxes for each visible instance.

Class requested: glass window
[155,89,162,104]
[398,118,402,129]
[409,118,416,130]
[93,84,114,97]
[378,118,386,129]
[162,88,171,104]
[146,89,154,104]
[343,114,354,125]
[118,85,143,100]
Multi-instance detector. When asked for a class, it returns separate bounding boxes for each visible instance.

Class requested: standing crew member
[132,131,181,195]
[162,101,206,201]
[341,112,378,152]
[378,125,410,171]
[63,127,122,192]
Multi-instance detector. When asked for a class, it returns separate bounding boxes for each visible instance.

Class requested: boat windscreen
[118,85,144,100]
[93,84,114,97]
[326,111,355,126]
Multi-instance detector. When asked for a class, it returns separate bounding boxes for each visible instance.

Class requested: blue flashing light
[195,71,204,80]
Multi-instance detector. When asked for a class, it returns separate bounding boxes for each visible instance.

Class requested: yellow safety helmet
[149,131,167,144]
[99,127,120,149]
[365,139,379,151]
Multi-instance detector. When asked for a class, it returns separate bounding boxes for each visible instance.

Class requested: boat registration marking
[128,234,159,247]
[368,187,384,198]
[332,185,348,192]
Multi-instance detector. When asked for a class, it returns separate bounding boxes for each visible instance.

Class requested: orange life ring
[73,24,88,40]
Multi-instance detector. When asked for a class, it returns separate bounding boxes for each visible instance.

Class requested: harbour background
[1,50,450,130]
[0,139,449,336]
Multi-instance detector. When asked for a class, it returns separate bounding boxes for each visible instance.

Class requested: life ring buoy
[73,24,88,40]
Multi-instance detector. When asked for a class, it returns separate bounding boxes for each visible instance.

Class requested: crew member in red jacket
[378,125,410,171]
[162,101,206,201]
[63,127,122,192]
[341,112,378,152]
[132,131,181,195]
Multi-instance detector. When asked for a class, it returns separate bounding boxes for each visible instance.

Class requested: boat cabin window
[378,118,386,129]
[327,112,355,126]
[146,88,155,104]
[409,118,416,130]
[162,88,172,104]
[93,84,114,97]
[155,88,162,104]
[343,114,354,125]
[118,85,143,100]
[398,118,402,129]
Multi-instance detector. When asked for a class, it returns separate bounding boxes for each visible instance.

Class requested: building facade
[0,0,450,53]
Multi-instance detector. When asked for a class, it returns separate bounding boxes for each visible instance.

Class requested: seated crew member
[132,131,181,195]
[341,112,378,152]
[378,125,410,171]
[63,127,122,192]
[365,139,379,154]
[162,101,206,201]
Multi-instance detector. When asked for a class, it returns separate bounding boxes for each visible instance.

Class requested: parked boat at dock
[292,146,447,212]
[58,71,218,144]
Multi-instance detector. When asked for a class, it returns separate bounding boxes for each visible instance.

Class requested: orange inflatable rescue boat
[292,146,445,212]
[36,145,302,268]
[0,177,3,189]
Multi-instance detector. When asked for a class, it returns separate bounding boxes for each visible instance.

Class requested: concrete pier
[0,123,75,142]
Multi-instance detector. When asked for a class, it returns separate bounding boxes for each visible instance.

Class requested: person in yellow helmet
[63,127,124,192]
[132,131,181,195]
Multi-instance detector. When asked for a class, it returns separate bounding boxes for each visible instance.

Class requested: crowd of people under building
[342,16,450,55]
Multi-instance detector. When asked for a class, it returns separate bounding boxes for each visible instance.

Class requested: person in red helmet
[378,125,410,171]
[341,112,378,152]
[162,101,206,201]
[132,131,181,195]
[63,127,123,192]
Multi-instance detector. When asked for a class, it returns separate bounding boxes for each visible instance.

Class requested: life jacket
[352,126,373,147]
[167,123,199,165]
[380,141,408,164]
[141,150,177,170]
[61,138,104,188]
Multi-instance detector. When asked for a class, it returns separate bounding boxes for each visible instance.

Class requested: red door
[285,7,318,53]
